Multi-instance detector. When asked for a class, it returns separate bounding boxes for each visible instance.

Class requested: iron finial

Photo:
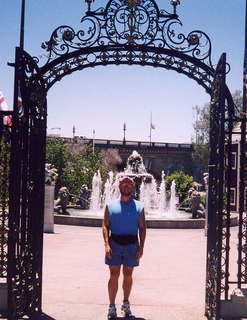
[171,0,180,15]
[84,0,94,12]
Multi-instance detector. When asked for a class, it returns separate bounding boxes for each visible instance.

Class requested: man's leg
[122,266,134,301]
[108,265,121,304]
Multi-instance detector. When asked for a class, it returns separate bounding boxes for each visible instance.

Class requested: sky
[0,0,245,143]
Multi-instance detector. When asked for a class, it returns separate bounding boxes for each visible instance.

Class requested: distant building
[229,124,247,212]
[229,141,239,211]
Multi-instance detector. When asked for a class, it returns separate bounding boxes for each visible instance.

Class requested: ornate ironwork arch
[39,46,214,93]
[35,0,216,93]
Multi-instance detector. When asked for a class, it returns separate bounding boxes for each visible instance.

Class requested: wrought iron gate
[0,112,11,303]
[0,0,239,319]
[7,47,47,319]
[205,53,236,319]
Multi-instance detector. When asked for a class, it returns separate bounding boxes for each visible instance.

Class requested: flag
[0,90,9,111]
[73,125,75,136]
[0,89,12,127]
[151,123,156,130]
[17,85,24,117]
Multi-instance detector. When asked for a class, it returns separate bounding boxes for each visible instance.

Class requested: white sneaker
[121,300,132,317]
[107,304,117,319]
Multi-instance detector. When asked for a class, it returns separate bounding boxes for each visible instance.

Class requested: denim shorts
[105,238,139,267]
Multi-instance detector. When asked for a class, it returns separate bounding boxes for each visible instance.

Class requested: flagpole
[92,129,95,154]
[20,0,26,50]
[123,122,126,143]
[73,125,75,139]
[149,112,152,146]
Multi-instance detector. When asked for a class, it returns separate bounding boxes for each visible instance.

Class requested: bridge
[56,136,195,180]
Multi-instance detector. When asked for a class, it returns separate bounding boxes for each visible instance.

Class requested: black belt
[110,233,138,245]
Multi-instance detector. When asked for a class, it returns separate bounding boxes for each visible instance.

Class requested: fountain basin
[53,210,238,229]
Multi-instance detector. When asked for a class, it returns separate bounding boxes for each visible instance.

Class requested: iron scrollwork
[7,48,47,319]
[39,0,212,64]
[205,79,222,319]
[41,47,213,92]
[0,130,10,279]
[35,0,214,91]
[205,53,233,320]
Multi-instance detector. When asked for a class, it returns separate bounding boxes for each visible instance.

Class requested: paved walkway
[41,224,216,320]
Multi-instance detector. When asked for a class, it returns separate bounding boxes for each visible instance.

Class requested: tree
[193,103,210,145]
[62,145,108,195]
[192,90,242,170]
[165,171,193,203]
[100,148,122,171]
[46,138,108,196]
[46,138,70,194]
[232,89,242,113]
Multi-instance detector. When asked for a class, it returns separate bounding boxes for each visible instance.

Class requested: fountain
[89,170,102,211]
[89,150,188,219]
[54,150,238,229]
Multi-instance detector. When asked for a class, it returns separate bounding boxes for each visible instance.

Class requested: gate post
[0,112,12,315]
[7,47,47,319]
[205,53,229,320]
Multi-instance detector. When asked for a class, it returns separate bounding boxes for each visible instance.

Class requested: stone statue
[54,187,70,214]
[79,185,91,209]
[190,190,202,219]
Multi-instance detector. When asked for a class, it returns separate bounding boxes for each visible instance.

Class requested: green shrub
[62,147,108,195]
[165,171,193,203]
[46,138,108,196]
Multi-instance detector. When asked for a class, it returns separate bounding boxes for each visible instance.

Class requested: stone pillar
[44,185,55,233]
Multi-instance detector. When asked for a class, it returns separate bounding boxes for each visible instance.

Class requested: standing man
[102,176,146,319]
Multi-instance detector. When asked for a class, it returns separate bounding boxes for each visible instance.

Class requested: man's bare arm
[102,206,112,259]
[139,209,146,249]
[136,209,146,260]
[102,206,110,245]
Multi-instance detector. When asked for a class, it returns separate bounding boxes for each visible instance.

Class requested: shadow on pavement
[28,313,56,320]
[115,317,146,320]
[27,315,146,320]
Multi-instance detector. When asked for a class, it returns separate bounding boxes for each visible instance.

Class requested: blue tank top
[107,199,144,235]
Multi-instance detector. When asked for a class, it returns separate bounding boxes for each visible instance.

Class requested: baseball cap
[119,176,134,185]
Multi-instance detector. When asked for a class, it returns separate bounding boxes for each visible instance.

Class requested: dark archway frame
[31,0,235,111]
[1,0,244,319]
[37,0,212,90]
